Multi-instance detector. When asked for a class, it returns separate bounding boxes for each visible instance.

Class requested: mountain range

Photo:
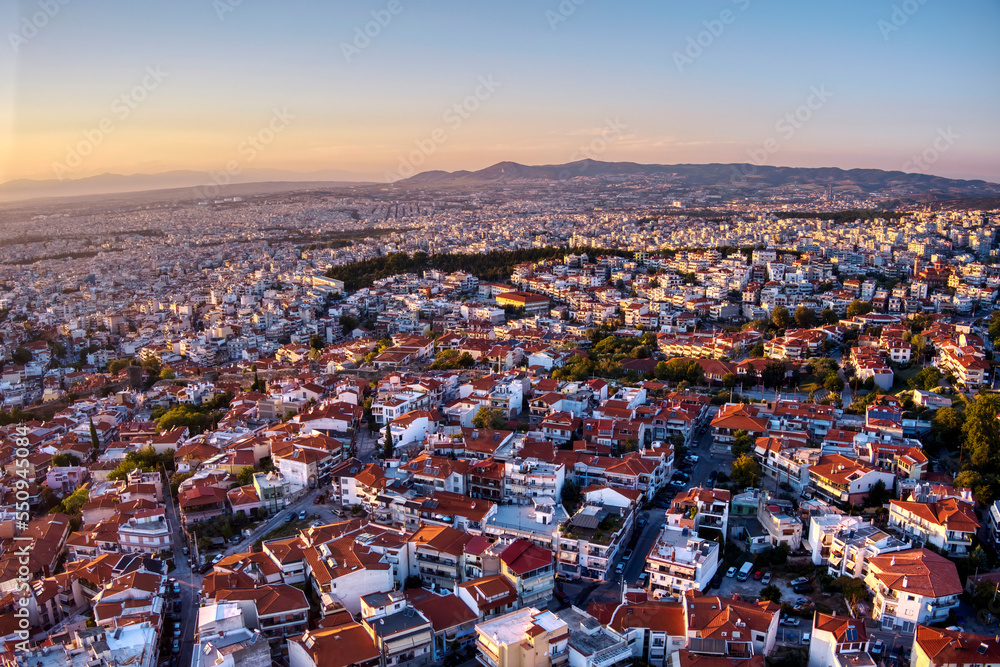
[2,160,999,204]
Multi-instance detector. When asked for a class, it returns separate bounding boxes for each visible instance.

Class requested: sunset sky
[1,0,998,183]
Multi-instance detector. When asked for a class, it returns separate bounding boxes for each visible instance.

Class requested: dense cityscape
[0,169,999,667]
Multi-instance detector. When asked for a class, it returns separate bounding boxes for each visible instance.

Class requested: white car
[726,566,737,578]
[685,455,699,463]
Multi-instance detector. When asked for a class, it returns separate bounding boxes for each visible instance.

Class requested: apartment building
[645,526,720,600]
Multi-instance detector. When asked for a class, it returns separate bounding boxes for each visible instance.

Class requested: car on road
[752,570,763,581]
[781,615,800,627]
[726,566,738,578]
[638,572,649,587]
[173,621,181,637]
[286,512,296,523]
[172,581,180,595]
[790,577,809,587]
[298,510,307,520]
[685,455,699,464]
[622,549,633,560]
[760,573,771,585]
[171,638,180,654]
[870,640,885,657]
[173,600,181,614]
[670,480,687,488]
[801,633,811,646]
[313,495,324,504]
[555,590,569,605]
[615,562,625,575]
[181,546,189,556]
[637,518,647,528]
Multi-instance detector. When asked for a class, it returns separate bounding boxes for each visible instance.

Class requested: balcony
[590,642,632,667]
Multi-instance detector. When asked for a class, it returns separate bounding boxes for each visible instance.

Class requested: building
[645,526,720,600]
[499,539,556,608]
[887,498,979,556]
[911,625,1000,667]
[808,612,871,667]
[474,607,570,667]
[864,548,962,632]
[360,591,435,667]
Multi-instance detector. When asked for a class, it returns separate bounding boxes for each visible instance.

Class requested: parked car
[752,570,763,581]
[171,639,180,654]
[172,621,181,637]
[685,455,699,463]
[298,510,307,520]
[181,546,189,556]
[710,573,724,589]
[792,583,814,594]
[790,577,810,587]
[615,562,625,575]
[870,640,885,657]
[622,549,633,560]
[637,518,647,528]
[726,566,738,578]
[172,600,181,614]
[555,590,569,605]
[172,581,180,595]
[801,633,811,645]
[760,572,771,585]
[670,480,687,488]
[286,512,295,523]
[638,572,649,587]
[781,615,800,627]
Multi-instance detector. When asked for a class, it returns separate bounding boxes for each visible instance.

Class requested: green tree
[771,306,791,330]
[760,584,782,603]
[731,430,753,457]
[730,454,761,489]
[159,367,176,380]
[561,479,582,513]
[820,308,839,325]
[108,358,132,374]
[932,407,965,446]
[236,466,256,486]
[52,453,81,467]
[457,352,475,368]
[762,360,786,389]
[89,418,100,452]
[964,393,1000,469]
[793,306,817,329]
[339,315,359,332]
[11,347,32,364]
[836,576,868,612]
[722,373,737,391]
[473,407,508,430]
[250,372,267,393]
[845,299,873,319]
[823,372,845,394]
[865,479,890,507]
[383,422,394,459]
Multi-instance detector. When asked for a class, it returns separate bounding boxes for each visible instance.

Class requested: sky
[1,0,998,184]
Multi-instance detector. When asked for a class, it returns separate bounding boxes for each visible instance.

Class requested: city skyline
[2,0,999,186]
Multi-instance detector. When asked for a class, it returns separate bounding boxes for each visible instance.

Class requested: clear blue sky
[1,0,998,182]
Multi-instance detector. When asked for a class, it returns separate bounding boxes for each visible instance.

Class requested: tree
[771,306,791,330]
[821,308,839,325]
[793,306,817,329]
[236,466,256,486]
[722,373,737,391]
[823,372,845,394]
[836,576,868,612]
[89,418,100,452]
[845,299,873,319]
[759,584,782,603]
[561,479,581,513]
[909,366,942,391]
[11,347,32,364]
[762,360,786,389]
[159,367,176,380]
[932,407,965,446]
[339,314,358,332]
[964,393,1000,469]
[730,454,761,489]
[309,334,324,350]
[749,342,765,358]
[52,453,81,467]
[457,352,475,368]
[865,479,890,507]
[383,422,394,459]
[473,407,507,430]
[731,430,753,457]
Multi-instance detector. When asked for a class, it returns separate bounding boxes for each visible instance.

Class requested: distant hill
[0,168,379,203]
[397,159,1000,200]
